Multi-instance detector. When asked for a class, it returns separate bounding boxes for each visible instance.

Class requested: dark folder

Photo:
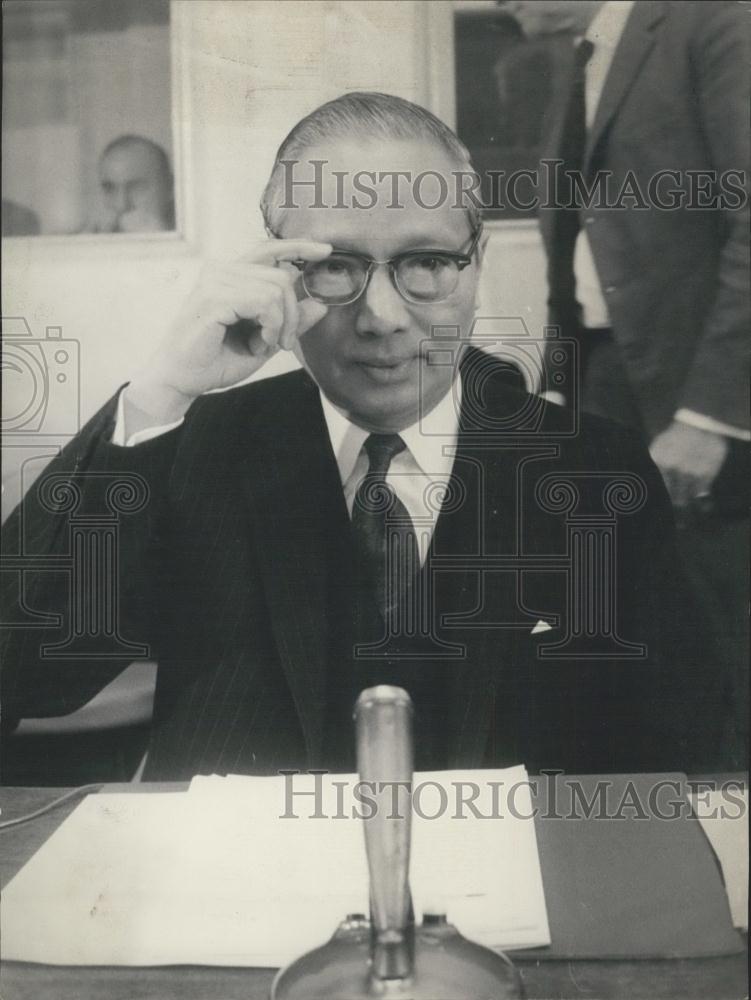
[517,773,743,959]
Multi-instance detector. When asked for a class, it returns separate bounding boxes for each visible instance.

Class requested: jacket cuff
[674,409,751,442]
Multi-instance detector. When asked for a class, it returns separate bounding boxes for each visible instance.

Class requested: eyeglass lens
[301,253,463,304]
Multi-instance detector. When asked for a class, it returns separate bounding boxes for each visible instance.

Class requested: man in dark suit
[1,92,721,781]
[509,0,749,766]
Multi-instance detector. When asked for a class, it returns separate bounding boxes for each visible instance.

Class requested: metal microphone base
[270,913,525,999]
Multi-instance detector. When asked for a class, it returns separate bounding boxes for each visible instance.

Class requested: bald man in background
[91,134,175,233]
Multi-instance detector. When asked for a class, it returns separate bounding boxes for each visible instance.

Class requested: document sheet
[1,765,551,966]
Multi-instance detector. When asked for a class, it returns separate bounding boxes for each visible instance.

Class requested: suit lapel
[432,436,501,768]
[432,351,567,767]
[431,354,539,767]
[584,1,666,170]
[239,372,349,765]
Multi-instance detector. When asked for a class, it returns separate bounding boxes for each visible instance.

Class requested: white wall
[2,0,548,508]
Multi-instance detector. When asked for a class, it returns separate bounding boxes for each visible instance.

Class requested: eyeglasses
[283,228,482,306]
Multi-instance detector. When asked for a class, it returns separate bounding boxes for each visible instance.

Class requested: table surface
[0,785,747,1000]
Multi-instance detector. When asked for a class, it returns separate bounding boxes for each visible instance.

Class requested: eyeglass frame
[267,225,484,306]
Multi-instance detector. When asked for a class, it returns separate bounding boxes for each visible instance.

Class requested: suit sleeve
[613,427,727,771]
[1,389,183,729]
[678,2,750,430]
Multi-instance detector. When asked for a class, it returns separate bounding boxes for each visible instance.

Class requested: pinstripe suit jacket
[1,353,724,779]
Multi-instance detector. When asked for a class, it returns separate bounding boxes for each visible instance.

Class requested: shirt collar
[319,377,462,487]
[584,1,635,50]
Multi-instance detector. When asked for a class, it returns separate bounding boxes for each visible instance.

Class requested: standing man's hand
[125,239,331,426]
[649,420,729,508]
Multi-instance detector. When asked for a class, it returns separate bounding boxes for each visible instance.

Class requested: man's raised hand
[126,240,331,425]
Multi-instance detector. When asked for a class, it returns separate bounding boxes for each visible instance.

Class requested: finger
[221,266,301,349]
[666,469,694,509]
[230,304,284,355]
[239,239,332,266]
[223,317,277,359]
[256,300,285,348]
[219,263,297,288]
[279,280,301,349]
[689,468,714,496]
[211,282,286,348]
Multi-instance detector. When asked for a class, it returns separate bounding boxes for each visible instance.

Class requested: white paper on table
[1,765,550,967]
[690,787,748,930]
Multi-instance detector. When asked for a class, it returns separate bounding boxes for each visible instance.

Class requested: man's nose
[354,265,411,337]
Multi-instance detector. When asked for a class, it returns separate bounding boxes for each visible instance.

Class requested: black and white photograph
[1,2,748,998]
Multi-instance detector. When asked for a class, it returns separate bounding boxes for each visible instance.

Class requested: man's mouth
[355,357,417,383]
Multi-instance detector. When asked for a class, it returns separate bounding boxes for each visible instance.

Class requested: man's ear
[477,227,490,261]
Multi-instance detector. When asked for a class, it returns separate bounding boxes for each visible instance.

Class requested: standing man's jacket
[538,0,750,437]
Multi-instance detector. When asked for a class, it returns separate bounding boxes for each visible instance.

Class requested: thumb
[297,298,328,337]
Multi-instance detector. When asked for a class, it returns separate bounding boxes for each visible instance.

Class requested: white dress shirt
[113,377,463,562]
[319,379,461,565]
[573,0,634,330]
[112,389,184,447]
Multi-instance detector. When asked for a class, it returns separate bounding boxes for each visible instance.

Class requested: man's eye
[321,258,352,274]
[412,255,450,272]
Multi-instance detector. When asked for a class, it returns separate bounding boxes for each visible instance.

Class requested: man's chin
[347,381,456,434]
[311,363,454,433]
[347,390,420,434]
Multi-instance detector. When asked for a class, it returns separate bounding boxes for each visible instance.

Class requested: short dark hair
[260,91,482,231]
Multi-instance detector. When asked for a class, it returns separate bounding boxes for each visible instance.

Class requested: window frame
[1,0,196,259]
[424,0,540,237]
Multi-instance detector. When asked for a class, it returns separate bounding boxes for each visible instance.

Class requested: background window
[2,0,174,236]
[454,2,566,220]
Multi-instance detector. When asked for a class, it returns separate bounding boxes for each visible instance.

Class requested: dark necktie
[352,434,419,621]
[553,38,595,268]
